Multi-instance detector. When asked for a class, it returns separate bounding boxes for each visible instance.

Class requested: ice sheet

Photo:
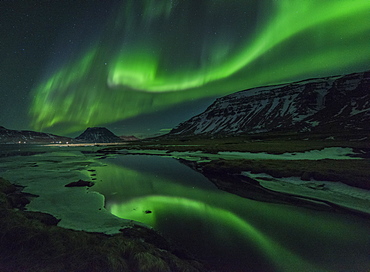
[242,171,370,214]
[0,151,141,234]
[126,147,362,161]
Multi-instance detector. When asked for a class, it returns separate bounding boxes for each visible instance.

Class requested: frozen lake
[0,145,369,272]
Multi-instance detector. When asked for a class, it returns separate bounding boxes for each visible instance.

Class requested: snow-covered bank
[0,151,141,234]
[243,172,370,214]
[218,147,362,160]
[125,147,363,161]
[124,147,370,213]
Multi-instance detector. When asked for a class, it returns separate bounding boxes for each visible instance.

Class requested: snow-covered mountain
[170,71,370,136]
[0,126,74,144]
[75,127,122,143]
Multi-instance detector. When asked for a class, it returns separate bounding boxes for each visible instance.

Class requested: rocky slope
[75,127,122,143]
[170,71,370,136]
[0,126,74,144]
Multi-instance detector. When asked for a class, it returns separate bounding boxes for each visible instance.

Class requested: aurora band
[30,0,370,133]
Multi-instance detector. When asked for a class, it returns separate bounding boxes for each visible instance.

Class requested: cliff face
[75,127,122,143]
[170,71,370,136]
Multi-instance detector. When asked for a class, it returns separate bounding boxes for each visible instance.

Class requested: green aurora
[29,0,370,134]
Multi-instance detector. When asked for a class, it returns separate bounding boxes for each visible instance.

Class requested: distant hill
[170,70,370,137]
[0,126,74,144]
[119,135,139,141]
[0,126,136,144]
[75,127,122,143]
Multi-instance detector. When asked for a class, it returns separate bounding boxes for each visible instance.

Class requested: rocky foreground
[0,178,207,272]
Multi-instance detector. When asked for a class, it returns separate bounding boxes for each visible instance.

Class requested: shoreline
[99,147,370,190]
[0,177,208,272]
[1,143,369,270]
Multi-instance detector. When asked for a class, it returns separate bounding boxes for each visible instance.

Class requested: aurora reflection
[91,155,370,271]
[29,0,370,133]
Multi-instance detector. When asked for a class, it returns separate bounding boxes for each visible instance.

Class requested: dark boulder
[65,179,94,187]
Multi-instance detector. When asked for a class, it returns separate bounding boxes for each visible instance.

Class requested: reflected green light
[109,195,323,272]
[89,157,370,271]
[91,159,364,270]
[30,0,370,133]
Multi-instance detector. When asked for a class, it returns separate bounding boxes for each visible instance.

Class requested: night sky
[1,0,369,137]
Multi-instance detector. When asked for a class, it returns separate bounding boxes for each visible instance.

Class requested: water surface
[93,153,370,272]
[0,145,369,272]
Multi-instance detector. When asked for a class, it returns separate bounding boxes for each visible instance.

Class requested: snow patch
[218,147,360,160]
[0,150,143,234]
[242,172,370,214]
[124,147,362,162]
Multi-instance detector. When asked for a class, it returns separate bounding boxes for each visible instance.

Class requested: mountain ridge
[75,127,122,143]
[0,126,132,144]
[0,126,75,144]
[170,70,370,137]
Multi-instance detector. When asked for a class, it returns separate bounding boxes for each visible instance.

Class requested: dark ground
[0,177,208,272]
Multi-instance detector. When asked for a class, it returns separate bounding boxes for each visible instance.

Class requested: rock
[7,193,31,209]
[24,211,61,225]
[65,180,94,187]
[0,178,18,194]
[305,183,327,190]
[301,172,312,181]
